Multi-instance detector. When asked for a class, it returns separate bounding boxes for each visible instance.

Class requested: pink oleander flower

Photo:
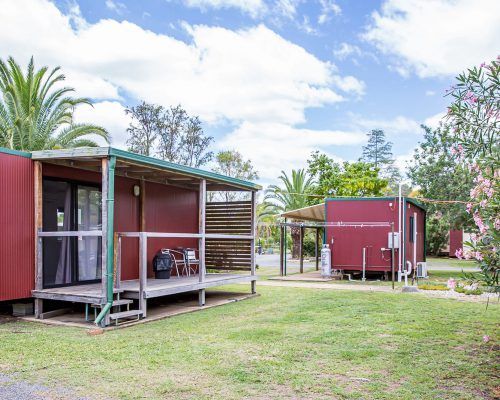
[480,62,487,68]
[480,199,487,208]
[466,202,473,214]
[483,335,490,343]
[447,278,456,290]
[473,212,488,234]
[470,234,479,244]
[474,251,483,261]
[455,248,463,259]
[463,249,473,260]
[495,218,500,230]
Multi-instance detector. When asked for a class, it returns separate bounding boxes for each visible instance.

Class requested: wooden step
[91,299,133,308]
[109,310,143,320]
[113,299,133,306]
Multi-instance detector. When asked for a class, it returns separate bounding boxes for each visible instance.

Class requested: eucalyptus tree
[0,57,108,150]
[264,169,315,258]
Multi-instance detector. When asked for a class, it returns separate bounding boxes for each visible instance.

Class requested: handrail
[117,232,253,240]
[38,230,103,237]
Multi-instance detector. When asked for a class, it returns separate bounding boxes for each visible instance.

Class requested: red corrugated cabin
[281,197,426,279]
[0,147,260,326]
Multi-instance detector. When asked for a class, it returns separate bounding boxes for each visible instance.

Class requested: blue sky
[1,0,499,185]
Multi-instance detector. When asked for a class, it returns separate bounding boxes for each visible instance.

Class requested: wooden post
[315,228,320,271]
[139,232,147,317]
[101,158,108,304]
[250,191,256,294]
[34,162,43,318]
[139,179,146,232]
[279,225,284,276]
[299,225,304,274]
[116,235,122,289]
[198,179,206,305]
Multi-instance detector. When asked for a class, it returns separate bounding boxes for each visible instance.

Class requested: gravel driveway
[0,373,90,400]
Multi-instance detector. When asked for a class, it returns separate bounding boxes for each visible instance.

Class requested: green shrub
[455,287,483,295]
[418,284,448,291]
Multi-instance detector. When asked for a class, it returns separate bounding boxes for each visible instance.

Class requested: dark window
[409,216,415,243]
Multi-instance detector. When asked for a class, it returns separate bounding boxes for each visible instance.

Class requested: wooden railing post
[139,232,147,317]
[198,179,206,306]
[34,161,43,318]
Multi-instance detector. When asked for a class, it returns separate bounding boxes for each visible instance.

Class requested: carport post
[299,225,304,274]
[250,191,256,294]
[315,228,320,271]
[279,225,284,276]
[198,179,206,306]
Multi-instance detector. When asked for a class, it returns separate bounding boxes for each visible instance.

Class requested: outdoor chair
[168,248,199,277]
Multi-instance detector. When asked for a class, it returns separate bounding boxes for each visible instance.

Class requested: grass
[0,286,498,399]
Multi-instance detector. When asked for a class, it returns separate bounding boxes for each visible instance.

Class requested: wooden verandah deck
[32,273,256,305]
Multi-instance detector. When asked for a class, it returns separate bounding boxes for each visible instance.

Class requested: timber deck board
[32,274,256,303]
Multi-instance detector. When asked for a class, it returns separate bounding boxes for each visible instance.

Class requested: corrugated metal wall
[43,164,199,281]
[0,151,34,301]
[325,199,426,272]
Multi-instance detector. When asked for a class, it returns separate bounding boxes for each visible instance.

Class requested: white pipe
[413,212,417,269]
[402,260,413,286]
[398,183,402,282]
[362,247,366,281]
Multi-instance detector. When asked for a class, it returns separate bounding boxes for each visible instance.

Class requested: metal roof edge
[109,147,261,191]
[0,147,32,158]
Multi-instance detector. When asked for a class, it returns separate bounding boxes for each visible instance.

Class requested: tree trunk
[290,226,301,259]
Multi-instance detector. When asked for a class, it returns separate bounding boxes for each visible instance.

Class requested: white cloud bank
[0,0,367,182]
[364,0,500,77]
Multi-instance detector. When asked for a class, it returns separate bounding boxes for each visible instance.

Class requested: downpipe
[95,156,116,326]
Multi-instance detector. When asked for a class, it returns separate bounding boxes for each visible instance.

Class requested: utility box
[387,232,400,249]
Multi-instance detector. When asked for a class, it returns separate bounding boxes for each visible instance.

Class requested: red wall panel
[325,198,425,273]
[42,164,199,280]
[0,152,34,301]
[449,230,462,258]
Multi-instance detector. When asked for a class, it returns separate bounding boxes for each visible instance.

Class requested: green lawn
[0,286,498,400]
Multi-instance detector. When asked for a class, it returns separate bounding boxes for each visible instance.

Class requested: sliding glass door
[42,179,102,287]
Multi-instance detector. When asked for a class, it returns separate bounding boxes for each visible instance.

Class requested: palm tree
[0,56,109,151]
[264,169,315,258]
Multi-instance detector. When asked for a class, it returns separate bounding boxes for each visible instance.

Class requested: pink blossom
[463,249,473,260]
[473,212,488,234]
[483,335,490,343]
[495,219,500,230]
[455,248,463,259]
[466,202,473,214]
[474,251,483,261]
[447,278,456,290]
[480,62,487,68]
[480,199,488,208]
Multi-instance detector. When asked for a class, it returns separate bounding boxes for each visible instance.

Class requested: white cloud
[353,115,421,136]
[0,0,356,127]
[217,122,365,181]
[425,90,436,96]
[318,0,341,25]
[363,0,500,77]
[73,101,131,148]
[424,112,446,129]
[331,75,365,96]
[105,0,127,15]
[183,0,266,17]
[333,42,362,60]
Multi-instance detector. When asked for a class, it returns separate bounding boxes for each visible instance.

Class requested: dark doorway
[42,179,102,288]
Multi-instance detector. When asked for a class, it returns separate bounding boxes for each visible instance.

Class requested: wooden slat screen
[205,201,252,271]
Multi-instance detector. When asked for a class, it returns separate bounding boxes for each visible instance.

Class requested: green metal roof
[30,146,261,191]
[0,147,32,158]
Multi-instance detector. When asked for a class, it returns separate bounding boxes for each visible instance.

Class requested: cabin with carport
[279,197,427,282]
[0,147,260,326]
